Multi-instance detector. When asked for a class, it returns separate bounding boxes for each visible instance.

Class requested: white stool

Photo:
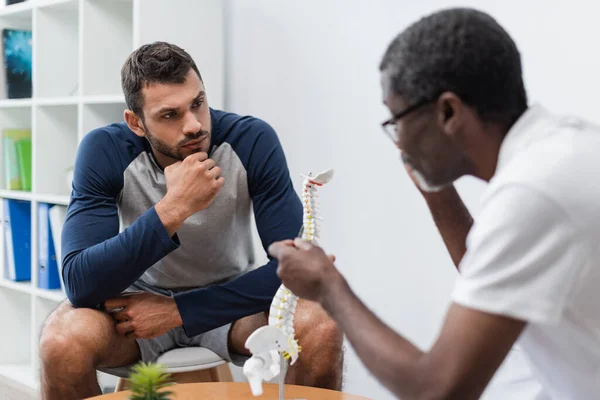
[114,347,233,392]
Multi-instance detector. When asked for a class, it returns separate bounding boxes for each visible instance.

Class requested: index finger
[185,151,208,162]
[268,240,297,259]
[104,296,130,310]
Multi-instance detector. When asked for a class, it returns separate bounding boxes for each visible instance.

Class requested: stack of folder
[2,200,67,291]
[3,128,32,191]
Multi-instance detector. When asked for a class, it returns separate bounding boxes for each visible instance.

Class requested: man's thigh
[226,299,329,356]
[228,311,269,356]
[178,312,269,369]
[102,312,266,375]
[185,300,332,369]
[97,324,185,377]
[42,300,141,369]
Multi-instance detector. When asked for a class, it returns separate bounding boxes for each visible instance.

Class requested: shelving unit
[0,0,224,395]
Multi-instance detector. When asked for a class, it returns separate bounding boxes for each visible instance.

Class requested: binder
[2,129,31,190]
[38,203,61,290]
[48,205,67,292]
[3,199,31,281]
[15,137,31,191]
[3,135,20,190]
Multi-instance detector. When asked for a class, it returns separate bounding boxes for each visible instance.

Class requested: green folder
[3,136,20,190]
[15,138,31,191]
[2,129,31,191]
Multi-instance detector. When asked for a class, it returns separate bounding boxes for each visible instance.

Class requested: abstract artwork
[3,28,32,99]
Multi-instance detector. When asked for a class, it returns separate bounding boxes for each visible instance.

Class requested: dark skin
[268,76,527,399]
[405,168,473,269]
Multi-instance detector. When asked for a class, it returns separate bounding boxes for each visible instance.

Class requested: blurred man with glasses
[269,7,600,399]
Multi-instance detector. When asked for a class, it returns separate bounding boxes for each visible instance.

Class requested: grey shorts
[98,323,248,378]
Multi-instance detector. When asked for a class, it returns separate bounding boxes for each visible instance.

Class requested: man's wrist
[320,268,350,313]
[170,297,184,328]
[155,195,188,236]
[421,184,459,205]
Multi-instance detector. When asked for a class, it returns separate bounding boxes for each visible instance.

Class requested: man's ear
[436,92,463,139]
[124,109,146,138]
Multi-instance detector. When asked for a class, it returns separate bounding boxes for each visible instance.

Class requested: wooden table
[87,382,372,400]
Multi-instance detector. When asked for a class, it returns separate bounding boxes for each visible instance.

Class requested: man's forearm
[62,206,179,308]
[321,275,434,399]
[422,186,473,269]
[174,258,282,337]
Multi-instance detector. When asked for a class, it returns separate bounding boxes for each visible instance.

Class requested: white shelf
[35,96,79,106]
[36,193,70,205]
[0,1,33,18]
[0,1,225,396]
[0,279,66,302]
[82,0,133,96]
[35,0,79,98]
[0,190,69,205]
[35,104,78,196]
[0,278,32,295]
[35,287,66,302]
[0,96,124,107]
[81,101,126,141]
[0,189,34,201]
[36,0,78,11]
[0,363,37,391]
[0,98,33,108]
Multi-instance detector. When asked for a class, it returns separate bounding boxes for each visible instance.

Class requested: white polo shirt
[452,104,600,399]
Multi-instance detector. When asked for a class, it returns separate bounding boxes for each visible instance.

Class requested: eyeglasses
[381,97,437,142]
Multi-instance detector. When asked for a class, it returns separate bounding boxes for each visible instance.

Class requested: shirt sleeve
[452,184,584,325]
[61,128,180,308]
[174,120,303,337]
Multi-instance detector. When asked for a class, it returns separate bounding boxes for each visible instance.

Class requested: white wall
[223,1,600,398]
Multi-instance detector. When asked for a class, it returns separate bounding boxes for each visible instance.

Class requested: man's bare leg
[229,299,344,390]
[39,301,141,400]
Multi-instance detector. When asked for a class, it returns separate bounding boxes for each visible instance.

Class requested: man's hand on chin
[104,292,183,339]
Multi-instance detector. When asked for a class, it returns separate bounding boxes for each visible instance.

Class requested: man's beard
[409,166,446,193]
[145,127,210,161]
[401,152,446,193]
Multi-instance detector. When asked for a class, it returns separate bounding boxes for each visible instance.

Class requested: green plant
[127,362,174,400]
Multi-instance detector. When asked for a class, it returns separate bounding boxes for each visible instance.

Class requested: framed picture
[2,28,32,99]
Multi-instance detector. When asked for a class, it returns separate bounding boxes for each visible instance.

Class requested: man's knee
[295,301,343,353]
[292,301,344,389]
[304,318,344,359]
[39,301,114,369]
[314,319,343,349]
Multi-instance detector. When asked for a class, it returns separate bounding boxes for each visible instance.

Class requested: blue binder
[3,199,31,281]
[38,203,61,290]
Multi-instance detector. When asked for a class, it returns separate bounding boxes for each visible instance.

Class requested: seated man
[269,7,600,400]
[39,41,343,400]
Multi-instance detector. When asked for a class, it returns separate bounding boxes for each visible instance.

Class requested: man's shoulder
[210,108,293,190]
[490,109,600,204]
[211,108,278,145]
[80,121,148,162]
[75,121,150,193]
[81,121,142,147]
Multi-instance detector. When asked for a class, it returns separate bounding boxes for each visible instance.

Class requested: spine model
[243,168,334,397]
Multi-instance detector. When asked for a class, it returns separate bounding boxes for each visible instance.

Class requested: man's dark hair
[380,8,527,127]
[121,41,202,116]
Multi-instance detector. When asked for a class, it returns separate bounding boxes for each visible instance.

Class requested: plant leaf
[127,362,173,400]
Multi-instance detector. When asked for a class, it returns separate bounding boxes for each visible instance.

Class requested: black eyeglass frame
[381,95,439,142]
